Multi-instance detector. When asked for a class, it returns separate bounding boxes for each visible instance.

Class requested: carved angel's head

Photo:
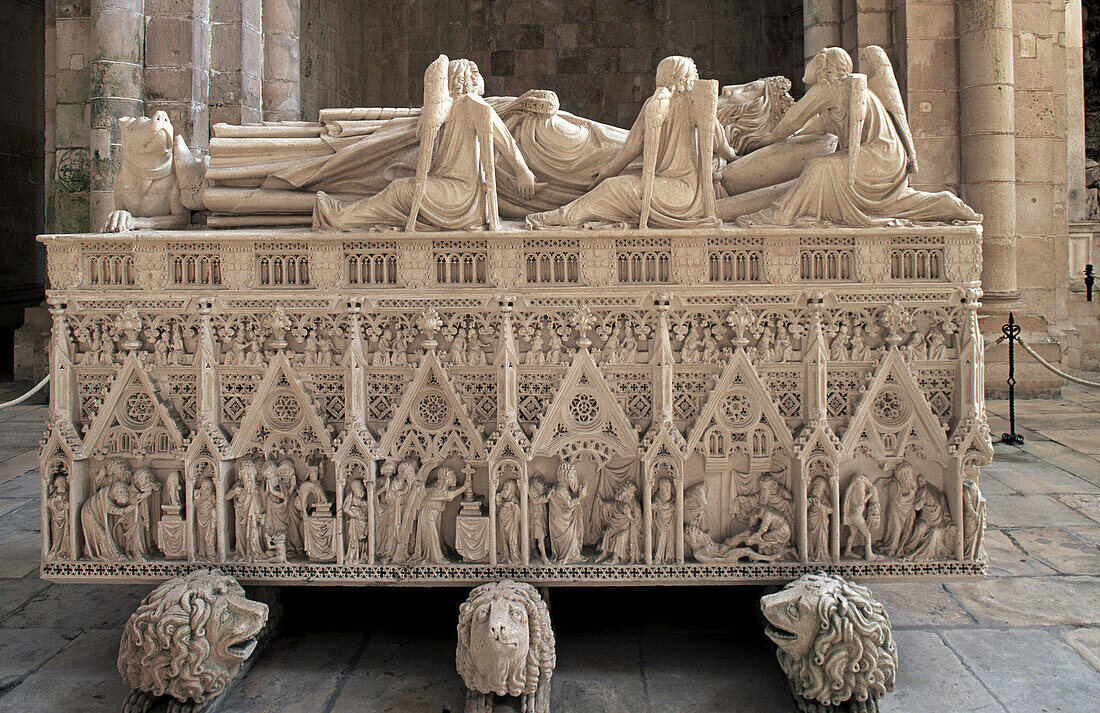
[656,55,698,93]
[805,47,853,86]
[448,59,484,97]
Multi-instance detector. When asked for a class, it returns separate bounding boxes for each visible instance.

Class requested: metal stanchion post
[1001,313,1024,445]
[1085,264,1094,302]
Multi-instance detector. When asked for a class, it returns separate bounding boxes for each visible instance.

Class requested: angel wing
[847,74,868,186]
[639,87,671,229]
[861,45,918,174]
[406,54,452,231]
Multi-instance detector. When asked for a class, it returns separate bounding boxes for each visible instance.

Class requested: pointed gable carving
[229,351,333,460]
[334,419,379,465]
[378,350,486,461]
[685,349,794,459]
[530,348,638,463]
[186,420,232,461]
[841,347,946,460]
[84,355,188,457]
[793,417,842,464]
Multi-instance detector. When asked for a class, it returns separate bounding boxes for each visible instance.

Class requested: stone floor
[0,381,1098,712]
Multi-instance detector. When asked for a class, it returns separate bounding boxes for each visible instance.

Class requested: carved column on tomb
[262,0,301,121]
[803,0,842,66]
[799,301,829,562]
[959,0,1017,302]
[89,0,145,231]
[48,299,76,427]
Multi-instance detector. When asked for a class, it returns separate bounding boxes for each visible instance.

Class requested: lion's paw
[104,210,135,232]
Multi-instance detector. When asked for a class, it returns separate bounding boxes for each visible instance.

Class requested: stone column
[803,0,842,65]
[89,0,144,232]
[1065,0,1087,221]
[959,0,1017,302]
[262,0,301,121]
[144,0,212,150]
[210,0,263,126]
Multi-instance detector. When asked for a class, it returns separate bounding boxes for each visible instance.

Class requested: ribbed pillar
[959,0,1017,301]
[89,0,144,232]
[262,0,301,121]
[804,0,843,65]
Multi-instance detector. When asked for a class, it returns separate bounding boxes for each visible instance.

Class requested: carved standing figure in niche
[412,466,467,564]
[735,46,979,226]
[548,461,587,564]
[314,57,537,231]
[226,459,265,561]
[906,475,957,560]
[528,55,733,229]
[651,477,677,564]
[881,461,918,557]
[296,463,331,517]
[277,459,303,553]
[194,477,217,560]
[164,470,182,508]
[259,460,291,558]
[842,471,881,560]
[46,472,71,560]
[528,476,552,564]
[806,476,833,561]
[343,478,369,564]
[496,479,522,564]
[81,479,135,561]
[375,461,402,562]
[395,459,428,563]
[595,481,642,564]
[962,476,987,561]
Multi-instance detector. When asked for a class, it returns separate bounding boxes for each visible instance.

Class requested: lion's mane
[118,570,244,703]
[456,580,556,696]
[778,574,897,708]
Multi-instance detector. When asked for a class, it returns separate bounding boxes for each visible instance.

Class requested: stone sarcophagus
[37,223,992,585]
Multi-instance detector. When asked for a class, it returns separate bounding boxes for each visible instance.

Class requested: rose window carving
[269,392,302,428]
[720,391,756,428]
[568,392,601,428]
[121,392,155,428]
[417,392,449,428]
[872,389,907,427]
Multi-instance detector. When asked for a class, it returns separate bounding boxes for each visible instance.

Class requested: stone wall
[0,0,46,337]
[299,0,370,120]
[352,0,803,128]
[1086,0,1098,161]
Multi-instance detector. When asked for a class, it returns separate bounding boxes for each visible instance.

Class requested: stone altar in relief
[457,580,555,713]
[118,569,268,713]
[761,573,897,713]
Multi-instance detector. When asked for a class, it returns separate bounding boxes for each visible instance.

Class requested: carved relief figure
[103,111,206,232]
[343,478,369,564]
[850,326,870,361]
[81,479,135,561]
[595,481,642,564]
[805,476,832,562]
[905,475,957,560]
[411,466,466,564]
[829,322,850,361]
[842,471,881,560]
[735,46,979,227]
[728,505,793,560]
[496,479,522,565]
[314,58,537,231]
[528,476,552,564]
[277,459,303,553]
[527,55,734,229]
[962,477,987,561]
[374,461,402,562]
[881,461,918,557]
[259,460,292,558]
[194,477,217,560]
[548,461,587,564]
[927,329,948,360]
[226,459,264,561]
[651,477,676,564]
[124,466,161,559]
[46,472,71,560]
[394,459,427,563]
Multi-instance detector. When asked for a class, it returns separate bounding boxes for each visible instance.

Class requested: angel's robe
[740,80,980,227]
[314,94,528,230]
[526,89,721,229]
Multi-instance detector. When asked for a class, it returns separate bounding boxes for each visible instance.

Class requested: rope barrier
[0,375,50,410]
[984,335,1005,352]
[1016,339,1100,388]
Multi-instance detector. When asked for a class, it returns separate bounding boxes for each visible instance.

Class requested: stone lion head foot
[761,573,897,713]
[118,569,269,713]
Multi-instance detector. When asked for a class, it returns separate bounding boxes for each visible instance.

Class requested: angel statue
[526,55,736,229]
[313,55,537,231]
[732,46,980,227]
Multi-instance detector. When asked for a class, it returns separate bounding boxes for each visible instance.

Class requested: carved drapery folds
[39,226,989,584]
